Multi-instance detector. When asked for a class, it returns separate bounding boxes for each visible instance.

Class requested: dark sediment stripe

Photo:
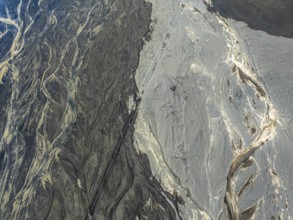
[0,0,178,219]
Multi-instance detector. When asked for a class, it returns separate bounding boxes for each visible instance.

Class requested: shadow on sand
[209,0,293,38]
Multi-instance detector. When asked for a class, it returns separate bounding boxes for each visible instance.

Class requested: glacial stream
[0,0,293,219]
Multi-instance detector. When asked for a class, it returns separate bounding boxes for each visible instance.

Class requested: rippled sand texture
[1,0,293,219]
[135,0,293,219]
[0,0,179,219]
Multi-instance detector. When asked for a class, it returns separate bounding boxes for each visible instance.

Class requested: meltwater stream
[1,0,293,219]
[0,0,178,219]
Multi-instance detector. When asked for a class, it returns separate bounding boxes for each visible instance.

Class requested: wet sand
[0,0,177,219]
[1,0,293,219]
